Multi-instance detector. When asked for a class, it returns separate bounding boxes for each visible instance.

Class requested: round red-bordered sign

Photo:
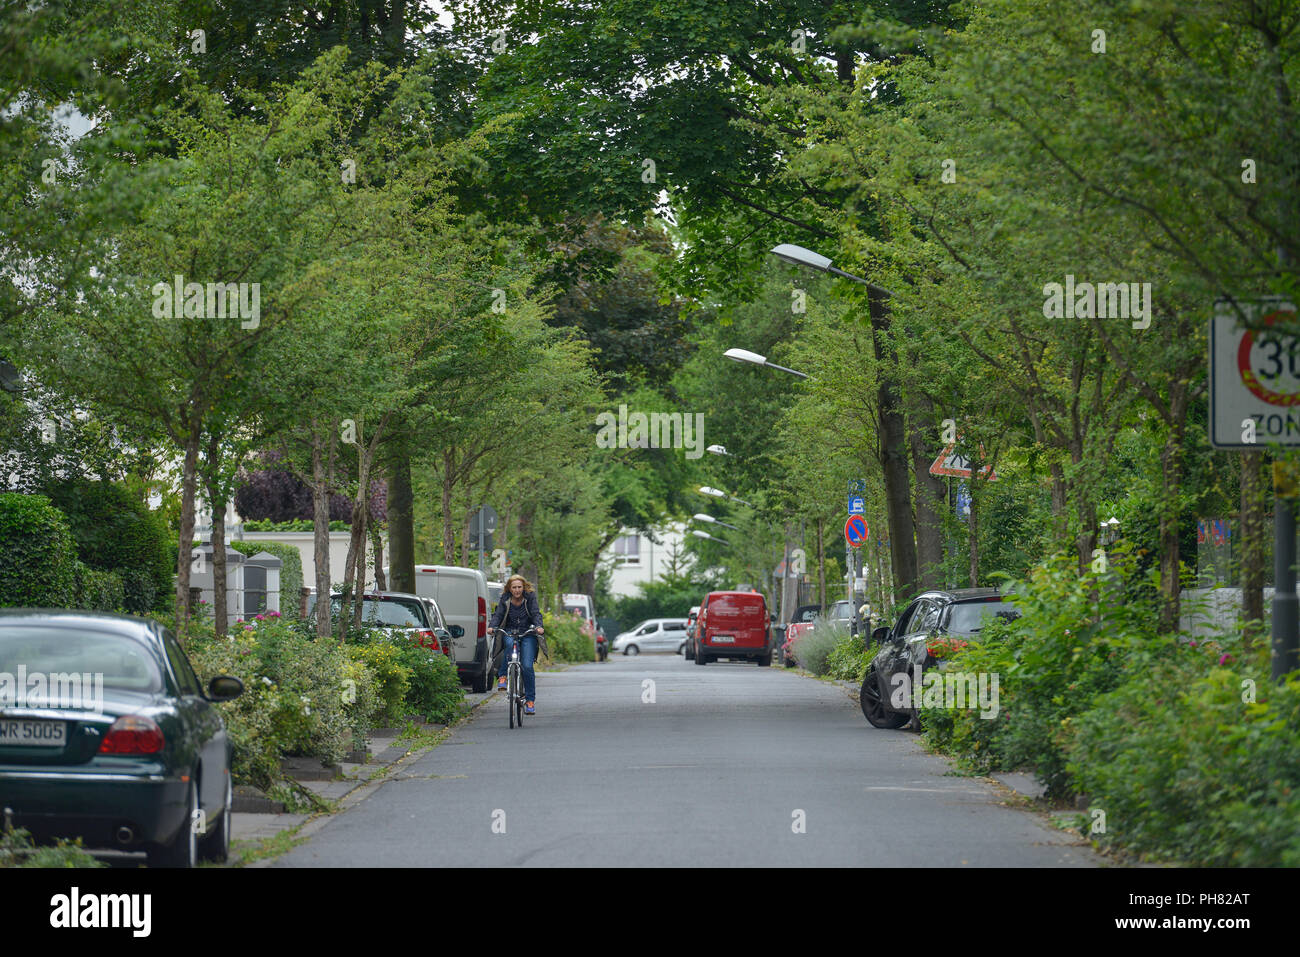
[1238,308,1300,406]
[845,515,868,547]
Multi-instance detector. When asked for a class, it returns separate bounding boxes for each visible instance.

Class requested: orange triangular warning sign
[928,441,998,480]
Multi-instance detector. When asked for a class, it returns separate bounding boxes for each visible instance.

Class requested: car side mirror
[871,626,890,646]
[450,624,465,639]
[207,675,244,702]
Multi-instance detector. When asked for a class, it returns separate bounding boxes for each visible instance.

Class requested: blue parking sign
[848,495,865,514]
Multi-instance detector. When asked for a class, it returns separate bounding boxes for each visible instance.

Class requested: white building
[599,522,694,601]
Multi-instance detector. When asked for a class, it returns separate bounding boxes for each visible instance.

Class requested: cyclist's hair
[503,574,534,594]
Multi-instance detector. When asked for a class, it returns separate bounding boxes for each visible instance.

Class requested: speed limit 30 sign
[1210,297,1300,448]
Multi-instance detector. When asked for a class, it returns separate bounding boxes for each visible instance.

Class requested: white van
[410,565,494,692]
[560,593,596,634]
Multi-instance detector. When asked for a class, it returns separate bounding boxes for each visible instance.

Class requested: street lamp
[770,240,915,606]
[693,513,739,531]
[1100,517,1120,547]
[723,347,809,380]
[769,243,895,297]
[692,529,731,547]
[698,485,753,507]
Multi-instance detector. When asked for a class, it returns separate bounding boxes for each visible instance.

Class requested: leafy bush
[185,619,379,787]
[546,613,593,662]
[72,561,124,612]
[229,539,304,618]
[790,620,846,676]
[0,493,78,607]
[345,627,464,723]
[826,629,870,682]
[1066,645,1300,866]
[346,642,412,726]
[40,478,172,613]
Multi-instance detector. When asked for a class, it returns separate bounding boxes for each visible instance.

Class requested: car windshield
[830,604,852,619]
[329,597,425,628]
[796,608,819,623]
[946,601,1019,636]
[0,627,164,695]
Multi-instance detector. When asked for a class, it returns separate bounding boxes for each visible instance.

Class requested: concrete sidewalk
[229,685,499,865]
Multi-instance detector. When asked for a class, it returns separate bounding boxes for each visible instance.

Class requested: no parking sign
[844,515,868,548]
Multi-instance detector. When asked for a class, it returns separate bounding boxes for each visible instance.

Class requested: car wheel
[149,778,198,868]
[626,645,640,655]
[199,773,232,863]
[695,649,707,665]
[860,665,909,729]
[678,643,685,655]
[470,660,490,694]
[757,650,771,666]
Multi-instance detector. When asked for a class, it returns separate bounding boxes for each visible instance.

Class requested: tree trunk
[208,487,228,638]
[441,450,456,564]
[388,451,414,593]
[908,415,946,591]
[311,423,333,639]
[869,288,918,604]
[1157,391,1189,633]
[371,520,386,592]
[1241,451,1268,646]
[816,517,825,612]
[175,423,202,632]
[351,500,369,632]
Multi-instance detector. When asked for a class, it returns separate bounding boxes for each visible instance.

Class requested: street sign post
[471,505,499,576]
[1209,297,1300,448]
[844,515,868,548]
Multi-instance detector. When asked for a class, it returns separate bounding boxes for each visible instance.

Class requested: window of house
[613,534,641,564]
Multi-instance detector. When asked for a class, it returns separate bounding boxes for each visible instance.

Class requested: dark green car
[0,610,243,867]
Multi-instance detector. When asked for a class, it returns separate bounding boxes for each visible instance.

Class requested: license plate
[712,635,735,643]
[0,719,66,747]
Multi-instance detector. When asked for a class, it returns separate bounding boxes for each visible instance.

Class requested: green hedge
[230,540,304,618]
[0,493,78,608]
[40,479,172,613]
[73,561,124,612]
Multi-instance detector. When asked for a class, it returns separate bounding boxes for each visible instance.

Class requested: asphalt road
[273,654,1100,867]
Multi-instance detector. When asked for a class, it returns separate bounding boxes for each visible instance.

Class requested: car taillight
[441,635,453,656]
[98,716,164,755]
[477,596,487,640]
[416,630,441,652]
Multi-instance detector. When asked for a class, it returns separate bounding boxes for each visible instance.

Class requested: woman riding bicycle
[491,574,545,714]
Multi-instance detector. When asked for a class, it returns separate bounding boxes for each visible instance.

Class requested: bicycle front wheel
[507,667,517,728]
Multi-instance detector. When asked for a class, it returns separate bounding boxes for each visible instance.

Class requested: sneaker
[525,701,535,714]
[497,678,507,690]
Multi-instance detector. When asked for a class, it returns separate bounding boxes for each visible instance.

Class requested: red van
[695,590,772,666]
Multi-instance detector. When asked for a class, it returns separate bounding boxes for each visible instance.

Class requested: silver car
[613,618,690,655]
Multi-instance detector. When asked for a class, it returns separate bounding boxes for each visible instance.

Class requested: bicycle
[498,627,537,729]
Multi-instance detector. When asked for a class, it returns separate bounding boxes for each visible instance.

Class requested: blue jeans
[497,634,537,701]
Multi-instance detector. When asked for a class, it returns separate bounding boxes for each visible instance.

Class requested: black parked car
[859,589,1019,730]
[0,610,244,867]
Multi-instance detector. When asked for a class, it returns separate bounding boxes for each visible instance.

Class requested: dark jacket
[490,592,548,659]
